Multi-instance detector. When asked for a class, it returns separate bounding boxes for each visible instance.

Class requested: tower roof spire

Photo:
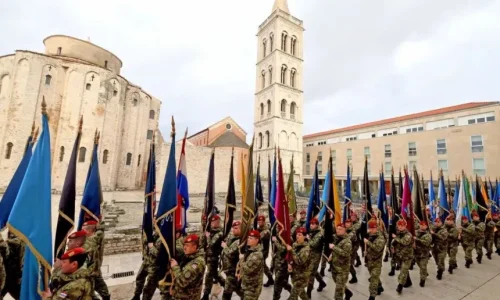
[272,0,290,14]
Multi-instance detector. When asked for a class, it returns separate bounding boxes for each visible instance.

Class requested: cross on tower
[112,81,116,86]
[48,66,52,71]
[91,75,95,81]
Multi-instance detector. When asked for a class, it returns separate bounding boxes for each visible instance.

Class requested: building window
[346,149,352,160]
[291,36,297,56]
[5,142,13,159]
[86,83,91,90]
[280,99,286,117]
[438,160,448,174]
[318,141,326,145]
[45,75,52,86]
[113,90,118,97]
[59,146,65,162]
[258,133,263,149]
[281,31,288,51]
[384,144,391,158]
[486,116,495,122]
[346,136,357,141]
[267,100,271,114]
[306,153,310,163]
[371,133,376,138]
[473,158,485,176]
[147,130,153,140]
[305,143,314,147]
[268,66,273,84]
[408,142,417,156]
[331,150,336,160]
[280,65,287,84]
[126,153,132,166]
[409,161,417,171]
[436,139,446,155]
[318,152,322,162]
[332,161,337,174]
[149,110,155,119]
[104,60,108,68]
[318,164,322,175]
[384,162,392,176]
[305,164,310,175]
[290,69,296,87]
[137,155,141,167]
[57,47,62,55]
[265,131,270,148]
[471,135,483,152]
[290,102,296,119]
[468,119,476,125]
[269,33,274,51]
[261,71,266,89]
[78,147,86,163]
[364,147,370,158]
[133,98,138,106]
[260,103,264,116]
[226,123,232,130]
[367,162,371,175]
[103,150,109,164]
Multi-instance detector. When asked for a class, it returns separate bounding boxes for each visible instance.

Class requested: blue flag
[0,137,33,230]
[493,180,499,214]
[306,161,320,232]
[268,155,276,228]
[438,172,449,222]
[318,168,330,222]
[143,144,156,243]
[377,172,389,229]
[155,128,177,283]
[343,164,352,221]
[428,173,436,220]
[7,112,52,300]
[453,180,460,213]
[254,161,264,229]
[77,142,102,230]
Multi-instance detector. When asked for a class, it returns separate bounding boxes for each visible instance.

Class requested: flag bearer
[364,218,386,300]
[257,215,274,286]
[330,223,353,300]
[239,230,264,300]
[431,217,448,280]
[460,215,476,268]
[392,219,413,294]
[307,218,327,296]
[202,215,224,300]
[288,227,311,300]
[414,221,432,287]
[472,210,485,264]
[445,215,459,273]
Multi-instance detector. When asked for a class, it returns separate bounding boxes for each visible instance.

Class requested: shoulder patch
[184,270,192,279]
[58,292,68,298]
[191,263,198,269]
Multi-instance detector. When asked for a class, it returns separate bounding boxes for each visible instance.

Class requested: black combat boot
[396,284,403,294]
[102,296,111,300]
[317,280,326,292]
[487,252,492,260]
[263,277,274,287]
[349,273,358,284]
[437,270,443,280]
[396,264,401,270]
[410,261,415,270]
[419,279,425,287]
[345,288,353,300]
[131,295,141,300]
[222,292,233,300]
[404,275,412,288]
[320,267,326,277]
[284,282,292,292]
[307,287,312,299]
[465,260,471,268]
[453,262,458,269]
[328,265,333,272]
[383,252,389,262]
[388,266,395,276]
[477,256,482,264]
[368,296,375,300]
[377,284,384,295]
[448,265,453,274]
[201,292,210,300]
[355,255,362,267]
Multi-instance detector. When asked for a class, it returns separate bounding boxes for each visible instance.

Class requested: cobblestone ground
[109,247,500,300]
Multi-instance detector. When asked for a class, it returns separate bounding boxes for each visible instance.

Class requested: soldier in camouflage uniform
[0,234,8,300]
[221,221,242,300]
[329,223,353,300]
[431,217,448,280]
[351,212,363,267]
[82,220,110,300]
[170,234,206,300]
[239,230,264,300]
[42,247,92,300]
[307,218,326,297]
[363,218,385,300]
[344,218,358,284]
[471,210,485,264]
[484,213,495,259]
[460,215,475,268]
[287,227,310,300]
[493,213,500,255]
[131,229,162,300]
[445,215,459,273]
[202,215,224,300]
[257,216,274,286]
[132,229,159,300]
[271,225,291,300]
[414,221,432,287]
[2,232,24,299]
[392,219,413,294]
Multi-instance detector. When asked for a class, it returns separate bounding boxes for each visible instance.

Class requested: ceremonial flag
[155,118,177,284]
[239,138,255,248]
[322,156,335,256]
[332,169,342,226]
[488,179,494,204]
[398,168,403,206]
[361,156,372,240]
[203,149,215,232]
[223,149,236,239]
[412,169,426,224]
[453,178,460,213]
[318,168,330,223]
[7,102,52,299]
[254,158,264,229]
[306,160,320,232]
[274,150,292,260]
[456,174,471,225]
[401,168,415,236]
[428,172,436,220]
[286,156,297,216]
[343,163,352,221]
[388,168,399,247]
[437,170,449,222]
[77,133,102,230]
[475,177,488,221]
[480,178,490,206]
[494,180,500,214]
[175,130,189,234]
[447,177,453,211]
[54,117,82,259]
[142,137,156,244]
[0,130,34,230]
[268,154,276,228]
[377,170,388,230]
[240,152,246,204]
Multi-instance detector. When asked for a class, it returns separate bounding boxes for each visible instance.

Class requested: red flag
[275,154,291,261]
[401,168,415,236]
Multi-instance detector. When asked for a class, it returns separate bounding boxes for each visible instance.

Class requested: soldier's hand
[392,234,396,238]
[413,236,416,240]
[363,238,368,244]
[53,258,62,269]
[329,243,334,249]
[239,254,244,260]
[41,289,52,299]
[272,237,277,242]
[205,231,210,238]
[148,243,154,249]
[288,264,292,272]
[306,234,310,240]
[170,259,178,267]
[221,242,227,249]
[286,245,292,251]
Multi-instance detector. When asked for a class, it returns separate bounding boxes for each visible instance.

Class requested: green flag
[286,155,296,216]
[239,137,255,249]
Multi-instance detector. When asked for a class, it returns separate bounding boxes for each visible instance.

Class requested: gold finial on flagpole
[171,116,176,137]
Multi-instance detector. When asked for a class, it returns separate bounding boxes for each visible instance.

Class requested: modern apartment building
[302,102,500,194]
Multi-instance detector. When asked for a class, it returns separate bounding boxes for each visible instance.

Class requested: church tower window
[268,66,273,84]
[258,133,263,149]
[260,103,264,116]
[269,33,274,51]
[266,131,270,148]
[103,150,109,164]
[291,36,297,56]
[267,100,271,115]
[59,146,65,162]
[5,142,13,159]
[280,65,287,84]
[45,75,52,86]
[290,68,296,88]
[149,110,155,119]
[261,71,266,89]
[126,153,132,166]
[280,99,287,117]
[263,38,267,57]
[290,102,297,120]
[78,147,86,163]
[281,31,288,52]
[137,155,141,167]
[133,98,138,106]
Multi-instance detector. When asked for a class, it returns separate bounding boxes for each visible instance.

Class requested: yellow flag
[240,152,246,207]
[332,170,342,226]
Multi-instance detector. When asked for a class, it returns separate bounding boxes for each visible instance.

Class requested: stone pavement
[108,247,500,300]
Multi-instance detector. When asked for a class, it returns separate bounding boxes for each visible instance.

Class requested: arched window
[258,133,263,149]
[137,155,141,167]
[103,150,109,164]
[262,38,267,57]
[290,102,297,119]
[290,68,296,88]
[5,142,13,159]
[126,153,132,165]
[86,83,91,90]
[260,103,264,116]
[78,147,86,163]
[149,110,155,119]
[261,71,266,89]
[269,33,274,52]
[268,66,273,84]
[59,146,65,162]
[45,75,52,86]
[133,98,138,106]
[291,36,297,56]
[281,31,288,52]
[280,65,287,84]
[267,100,271,114]
[265,131,270,148]
[281,99,287,117]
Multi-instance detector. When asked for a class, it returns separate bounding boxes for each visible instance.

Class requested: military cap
[434,217,442,223]
[202,215,207,221]
[211,215,220,221]
[299,210,306,215]
[83,220,97,226]
[248,230,260,239]
[295,227,306,235]
[446,215,454,221]
[461,216,469,221]
[184,234,199,244]
[61,247,86,260]
[336,223,346,228]
[419,220,428,227]
[471,210,479,218]
[257,215,265,222]
[310,217,319,225]
[368,219,378,229]
[232,220,241,227]
[344,218,353,223]
[396,219,407,227]
[68,230,87,239]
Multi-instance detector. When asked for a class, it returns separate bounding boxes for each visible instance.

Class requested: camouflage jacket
[460,222,475,245]
[495,220,500,236]
[291,220,301,239]
[331,234,352,271]
[485,219,495,239]
[172,249,206,299]
[473,221,485,240]
[290,242,310,275]
[446,223,459,245]
[272,239,288,270]
[205,227,223,260]
[48,266,93,300]
[432,226,449,252]
[346,227,358,250]
[0,250,5,292]
[365,231,385,263]
[414,231,432,257]
[241,244,264,291]
[176,237,185,261]
[308,228,324,254]
[221,234,240,273]
[0,235,8,262]
[6,236,24,281]
[392,229,413,259]
[258,224,271,258]
[351,221,361,248]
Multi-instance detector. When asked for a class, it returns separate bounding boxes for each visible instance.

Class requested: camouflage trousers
[447,243,458,265]
[397,258,411,285]
[475,238,485,258]
[0,257,4,298]
[1,275,21,300]
[366,261,382,297]
[263,258,273,280]
[242,282,262,300]
[432,249,446,272]
[496,234,500,250]
[273,265,290,300]
[415,255,429,281]
[223,270,241,297]
[484,236,494,255]
[203,259,223,295]
[462,243,474,261]
[307,253,324,290]
[133,260,151,296]
[93,271,110,297]
[331,266,349,300]
[349,248,357,276]
[320,253,328,270]
[290,272,309,300]
[141,269,160,300]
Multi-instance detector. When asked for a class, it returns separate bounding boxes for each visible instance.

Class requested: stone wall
[103,233,142,256]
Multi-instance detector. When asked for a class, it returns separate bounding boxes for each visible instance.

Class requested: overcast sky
[2,0,499,141]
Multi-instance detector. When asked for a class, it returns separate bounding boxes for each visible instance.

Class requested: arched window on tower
[281,31,288,52]
[280,65,287,84]
[291,36,297,56]
[265,131,270,148]
[268,66,273,84]
[258,133,263,149]
[269,33,274,52]
[267,100,271,115]
[59,146,65,162]
[290,68,296,88]
[45,75,52,86]
[261,71,266,89]
[281,99,287,118]
[290,102,297,120]
[126,153,132,166]
[263,38,267,57]
[137,155,141,167]
[5,142,13,159]
[103,149,109,164]
[78,147,86,163]
[260,103,264,117]
[149,110,155,119]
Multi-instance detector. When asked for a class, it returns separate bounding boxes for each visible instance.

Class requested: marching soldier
[431,217,448,280]
[493,213,500,255]
[132,230,162,300]
[364,217,385,300]
[239,230,264,300]
[287,227,310,300]
[0,234,7,300]
[329,223,353,300]
[307,217,326,296]
[202,215,224,300]
[459,215,475,268]
[351,212,363,267]
[484,213,495,259]
[170,234,206,300]
[345,218,358,284]
[220,221,242,300]
[257,215,274,286]
[132,230,158,300]
[271,225,291,300]
[290,213,299,239]
[445,215,459,273]
[2,231,24,299]
[392,219,413,294]
[414,220,432,287]
[471,210,485,264]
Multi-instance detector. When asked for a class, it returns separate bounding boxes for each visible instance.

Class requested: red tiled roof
[304,102,498,140]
